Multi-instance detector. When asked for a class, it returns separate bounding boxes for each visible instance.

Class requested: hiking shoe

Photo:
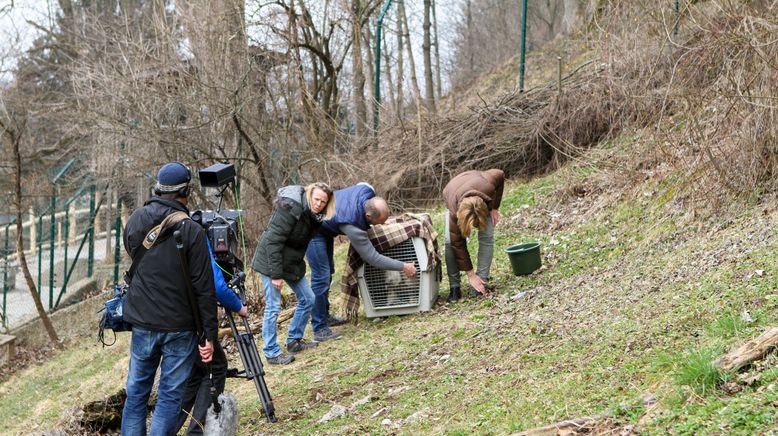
[469,289,483,298]
[447,286,462,303]
[266,352,295,365]
[327,315,348,327]
[287,338,318,353]
[313,328,343,342]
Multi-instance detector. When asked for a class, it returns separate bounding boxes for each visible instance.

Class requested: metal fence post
[519,0,528,93]
[62,208,69,297]
[88,185,95,277]
[49,188,56,310]
[37,215,42,293]
[113,196,122,287]
[3,224,8,328]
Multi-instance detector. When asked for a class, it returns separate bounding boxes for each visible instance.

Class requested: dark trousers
[176,341,227,435]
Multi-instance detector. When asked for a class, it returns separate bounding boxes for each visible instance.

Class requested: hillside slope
[2,2,777,434]
[1,127,776,434]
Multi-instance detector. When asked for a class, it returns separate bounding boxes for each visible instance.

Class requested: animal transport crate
[357,237,440,318]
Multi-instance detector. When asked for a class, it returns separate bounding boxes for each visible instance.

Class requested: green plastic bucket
[505,242,541,276]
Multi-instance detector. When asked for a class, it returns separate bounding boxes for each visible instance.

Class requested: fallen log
[514,412,609,436]
[714,327,778,372]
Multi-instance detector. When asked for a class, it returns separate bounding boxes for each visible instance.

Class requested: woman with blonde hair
[442,169,505,301]
[251,182,335,364]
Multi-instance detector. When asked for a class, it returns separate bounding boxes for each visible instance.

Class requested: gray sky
[0,0,51,82]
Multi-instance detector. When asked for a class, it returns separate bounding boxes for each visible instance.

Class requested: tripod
[225,271,277,423]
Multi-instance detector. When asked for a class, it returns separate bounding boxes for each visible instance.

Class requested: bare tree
[395,13,404,117]
[432,0,442,100]
[422,0,436,113]
[350,0,369,137]
[0,99,61,349]
[398,0,421,112]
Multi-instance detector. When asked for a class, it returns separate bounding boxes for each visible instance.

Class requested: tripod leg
[226,312,277,423]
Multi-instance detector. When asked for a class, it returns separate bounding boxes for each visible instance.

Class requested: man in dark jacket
[121,162,218,436]
[306,183,416,342]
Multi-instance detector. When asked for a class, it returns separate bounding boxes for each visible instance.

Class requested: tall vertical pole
[88,185,95,277]
[49,187,56,310]
[3,224,9,325]
[113,195,122,287]
[519,0,528,93]
[673,0,679,40]
[62,209,69,299]
[37,215,42,292]
[373,0,395,136]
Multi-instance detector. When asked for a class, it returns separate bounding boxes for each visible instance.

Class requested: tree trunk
[432,0,442,100]
[6,123,61,348]
[422,0,436,113]
[363,24,376,130]
[351,0,368,137]
[399,0,422,113]
[395,14,404,117]
[399,0,424,193]
[381,32,396,119]
[466,0,474,75]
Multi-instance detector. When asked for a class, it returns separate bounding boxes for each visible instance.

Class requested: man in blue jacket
[306,183,416,341]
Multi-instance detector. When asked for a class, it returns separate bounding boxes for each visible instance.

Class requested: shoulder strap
[125,211,191,284]
[142,211,190,249]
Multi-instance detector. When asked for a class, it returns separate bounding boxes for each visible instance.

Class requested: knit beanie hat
[155,162,191,194]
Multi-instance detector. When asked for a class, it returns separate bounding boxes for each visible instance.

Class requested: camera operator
[121,162,218,436]
[176,239,249,435]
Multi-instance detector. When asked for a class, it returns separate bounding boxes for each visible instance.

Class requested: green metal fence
[1,183,123,332]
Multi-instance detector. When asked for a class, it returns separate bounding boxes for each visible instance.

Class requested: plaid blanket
[341,213,440,321]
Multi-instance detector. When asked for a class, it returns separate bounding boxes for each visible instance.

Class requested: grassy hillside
[3,2,777,434]
[1,128,776,434]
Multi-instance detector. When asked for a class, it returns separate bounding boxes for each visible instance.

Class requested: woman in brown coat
[442,169,504,301]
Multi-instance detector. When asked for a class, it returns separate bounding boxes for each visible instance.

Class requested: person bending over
[443,169,504,302]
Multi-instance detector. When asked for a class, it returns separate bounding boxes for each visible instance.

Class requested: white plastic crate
[357,237,439,318]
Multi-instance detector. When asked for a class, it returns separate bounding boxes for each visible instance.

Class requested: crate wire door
[363,238,420,309]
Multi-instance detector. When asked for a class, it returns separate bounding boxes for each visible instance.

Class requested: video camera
[191,163,243,266]
[191,162,277,423]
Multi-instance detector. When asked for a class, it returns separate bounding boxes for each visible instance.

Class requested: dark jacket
[318,183,375,238]
[251,185,325,282]
[443,169,505,271]
[123,197,218,343]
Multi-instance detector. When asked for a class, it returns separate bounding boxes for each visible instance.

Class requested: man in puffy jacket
[306,183,416,342]
[121,162,217,436]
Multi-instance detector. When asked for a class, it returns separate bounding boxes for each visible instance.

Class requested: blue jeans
[261,274,315,358]
[306,234,335,333]
[121,327,197,436]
